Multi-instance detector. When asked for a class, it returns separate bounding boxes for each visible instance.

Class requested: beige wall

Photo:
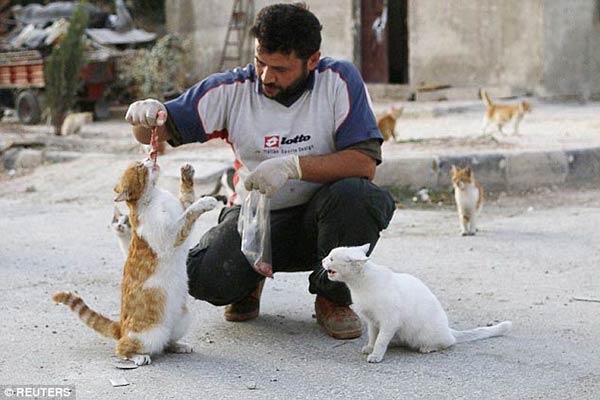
[166,0,355,82]
[541,0,600,99]
[167,0,600,98]
[408,0,544,89]
[408,0,600,98]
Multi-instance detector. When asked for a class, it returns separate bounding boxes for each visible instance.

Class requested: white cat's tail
[52,291,121,340]
[451,321,512,344]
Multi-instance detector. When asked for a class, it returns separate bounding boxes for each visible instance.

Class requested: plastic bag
[238,191,273,278]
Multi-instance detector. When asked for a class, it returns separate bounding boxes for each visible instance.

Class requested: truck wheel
[16,90,41,125]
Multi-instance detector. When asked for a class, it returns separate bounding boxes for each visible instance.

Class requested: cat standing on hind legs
[53,160,218,367]
[324,244,512,363]
[451,165,483,236]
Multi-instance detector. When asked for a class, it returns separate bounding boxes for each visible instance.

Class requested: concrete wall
[408,0,544,89]
[408,0,600,98]
[541,0,600,99]
[166,0,355,82]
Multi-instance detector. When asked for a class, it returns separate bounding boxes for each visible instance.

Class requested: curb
[374,146,600,193]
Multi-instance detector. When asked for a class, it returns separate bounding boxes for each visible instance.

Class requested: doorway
[360,0,408,84]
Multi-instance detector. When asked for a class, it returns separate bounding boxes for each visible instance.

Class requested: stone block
[505,151,568,191]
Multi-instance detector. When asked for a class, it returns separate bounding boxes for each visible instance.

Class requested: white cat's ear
[358,244,371,256]
[450,165,457,173]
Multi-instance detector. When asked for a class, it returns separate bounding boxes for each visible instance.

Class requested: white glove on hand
[125,99,167,127]
[244,155,302,197]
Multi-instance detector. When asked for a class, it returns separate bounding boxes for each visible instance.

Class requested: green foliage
[44,2,89,135]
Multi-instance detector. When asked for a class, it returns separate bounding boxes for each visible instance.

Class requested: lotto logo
[264,135,280,148]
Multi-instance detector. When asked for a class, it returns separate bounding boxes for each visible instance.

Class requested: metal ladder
[218,0,255,71]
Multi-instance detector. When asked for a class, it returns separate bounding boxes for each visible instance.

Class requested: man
[125,3,395,340]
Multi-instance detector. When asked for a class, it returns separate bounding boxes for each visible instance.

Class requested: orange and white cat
[450,165,483,236]
[377,107,403,141]
[480,89,531,135]
[53,160,218,367]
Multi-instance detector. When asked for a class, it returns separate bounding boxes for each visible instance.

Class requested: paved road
[1,154,599,399]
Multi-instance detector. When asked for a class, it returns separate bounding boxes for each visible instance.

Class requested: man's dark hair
[250,2,322,60]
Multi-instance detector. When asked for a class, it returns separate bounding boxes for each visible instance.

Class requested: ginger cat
[450,165,483,236]
[480,89,531,135]
[324,244,512,363]
[377,107,403,142]
[53,160,218,367]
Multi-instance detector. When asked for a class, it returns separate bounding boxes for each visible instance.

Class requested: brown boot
[224,279,265,322]
[315,295,362,339]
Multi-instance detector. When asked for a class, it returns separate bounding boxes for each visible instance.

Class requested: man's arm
[299,149,376,182]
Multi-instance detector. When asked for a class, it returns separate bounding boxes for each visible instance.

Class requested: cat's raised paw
[193,196,219,212]
[180,164,195,185]
[361,345,373,355]
[366,353,383,363]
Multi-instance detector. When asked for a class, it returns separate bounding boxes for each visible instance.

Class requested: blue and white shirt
[165,57,382,210]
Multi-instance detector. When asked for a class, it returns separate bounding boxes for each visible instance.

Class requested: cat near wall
[53,160,218,367]
[450,165,483,236]
[324,244,512,363]
[377,107,403,142]
[480,89,531,135]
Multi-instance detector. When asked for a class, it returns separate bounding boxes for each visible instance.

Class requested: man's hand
[125,99,167,127]
[244,155,302,197]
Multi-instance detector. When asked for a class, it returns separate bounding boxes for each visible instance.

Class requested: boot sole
[224,309,259,322]
[316,315,362,339]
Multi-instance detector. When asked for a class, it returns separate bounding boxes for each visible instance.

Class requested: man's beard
[261,64,309,105]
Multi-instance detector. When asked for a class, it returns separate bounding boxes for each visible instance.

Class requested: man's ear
[307,50,321,71]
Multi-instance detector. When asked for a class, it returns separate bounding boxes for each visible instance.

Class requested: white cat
[111,206,131,257]
[60,112,94,136]
[324,244,512,363]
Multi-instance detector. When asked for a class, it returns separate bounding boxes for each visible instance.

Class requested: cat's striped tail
[480,88,493,107]
[451,321,512,344]
[52,291,121,340]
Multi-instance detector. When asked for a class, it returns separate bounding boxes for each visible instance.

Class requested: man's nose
[261,67,275,84]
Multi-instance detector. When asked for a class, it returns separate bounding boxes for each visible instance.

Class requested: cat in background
[451,165,483,236]
[480,88,531,135]
[53,160,218,367]
[208,167,235,205]
[324,244,512,363]
[377,107,403,142]
[60,112,94,136]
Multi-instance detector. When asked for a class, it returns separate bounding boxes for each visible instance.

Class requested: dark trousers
[187,178,395,306]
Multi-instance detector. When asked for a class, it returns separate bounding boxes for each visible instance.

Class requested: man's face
[254,40,320,101]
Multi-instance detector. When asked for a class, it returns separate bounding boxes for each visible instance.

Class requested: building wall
[408,0,544,90]
[166,0,355,83]
[541,0,600,99]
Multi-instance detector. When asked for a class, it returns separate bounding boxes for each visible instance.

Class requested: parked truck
[0,49,114,124]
